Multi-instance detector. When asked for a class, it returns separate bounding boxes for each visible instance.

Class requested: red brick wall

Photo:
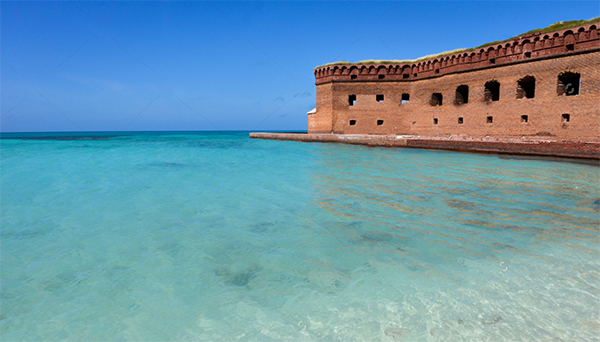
[309,83,333,133]
[309,23,600,140]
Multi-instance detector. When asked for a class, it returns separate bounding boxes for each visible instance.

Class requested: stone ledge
[249,133,600,160]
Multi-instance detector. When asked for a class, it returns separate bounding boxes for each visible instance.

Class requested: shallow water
[1,131,599,341]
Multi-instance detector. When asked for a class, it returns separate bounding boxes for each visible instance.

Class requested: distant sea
[1,131,599,341]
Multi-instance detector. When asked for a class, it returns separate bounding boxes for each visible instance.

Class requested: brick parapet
[314,22,599,85]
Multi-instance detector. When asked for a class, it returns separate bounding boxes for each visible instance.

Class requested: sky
[1,1,598,132]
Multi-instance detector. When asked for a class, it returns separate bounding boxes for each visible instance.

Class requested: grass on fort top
[315,17,600,69]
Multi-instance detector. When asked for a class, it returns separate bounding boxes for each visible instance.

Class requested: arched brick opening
[542,35,550,48]
[557,72,580,96]
[349,66,358,80]
[578,27,587,40]
[564,30,575,51]
[402,65,411,78]
[488,46,496,63]
[522,40,532,58]
[433,59,440,73]
[378,66,386,79]
[484,80,500,102]
[590,25,598,39]
[430,93,443,106]
[517,76,536,99]
[455,85,469,105]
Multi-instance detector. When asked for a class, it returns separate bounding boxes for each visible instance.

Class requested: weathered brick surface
[249,133,600,159]
[309,23,600,141]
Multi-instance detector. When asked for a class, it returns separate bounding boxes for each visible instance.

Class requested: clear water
[1,131,599,341]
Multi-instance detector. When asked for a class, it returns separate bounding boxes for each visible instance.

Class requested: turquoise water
[1,131,599,341]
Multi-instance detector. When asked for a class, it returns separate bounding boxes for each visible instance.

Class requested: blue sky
[2,1,598,132]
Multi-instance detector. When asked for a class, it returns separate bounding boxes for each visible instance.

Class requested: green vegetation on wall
[315,17,600,69]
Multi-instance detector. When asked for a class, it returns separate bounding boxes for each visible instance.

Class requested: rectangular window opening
[458,117,464,124]
[524,52,532,58]
[348,94,356,106]
[433,118,438,125]
[490,58,496,64]
[566,44,574,51]
[349,120,356,125]
[562,114,570,122]
[455,85,469,105]
[376,94,384,102]
[377,120,384,126]
[484,81,500,102]
[435,69,440,74]
[517,76,536,99]
[414,73,418,78]
[558,72,580,96]
[521,115,529,123]
[378,74,385,79]
[403,74,409,79]
[430,93,443,106]
[351,74,357,80]
[487,116,493,123]
[401,93,410,105]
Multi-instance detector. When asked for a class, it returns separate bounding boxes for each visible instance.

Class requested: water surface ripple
[1,132,599,341]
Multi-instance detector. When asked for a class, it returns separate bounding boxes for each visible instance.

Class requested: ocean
[1,131,599,341]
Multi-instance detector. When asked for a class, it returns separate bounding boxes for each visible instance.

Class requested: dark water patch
[145,162,196,169]
[107,265,130,275]
[345,221,363,228]
[214,262,260,287]
[384,327,404,340]
[158,242,182,257]
[230,271,254,286]
[42,271,89,292]
[1,229,52,240]
[214,266,229,276]
[482,314,502,324]
[1,278,34,299]
[250,222,275,233]
[73,145,108,149]
[447,199,478,211]
[491,242,516,251]
[359,231,393,242]
[498,154,600,167]
[0,135,118,141]
[307,269,350,292]
[463,219,514,230]
[180,140,249,149]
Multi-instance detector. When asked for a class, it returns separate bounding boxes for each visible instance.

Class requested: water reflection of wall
[307,143,600,281]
